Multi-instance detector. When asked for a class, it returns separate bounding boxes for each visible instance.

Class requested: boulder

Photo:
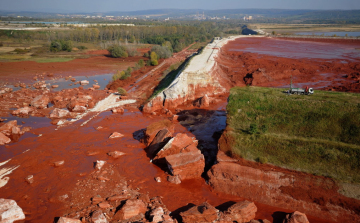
[200,94,210,107]
[154,133,198,160]
[0,198,26,223]
[107,151,125,158]
[144,120,174,146]
[25,175,34,184]
[31,95,50,109]
[283,211,309,223]
[150,207,165,223]
[57,217,81,223]
[95,160,106,170]
[50,108,70,119]
[147,128,172,158]
[52,85,59,89]
[224,200,257,223]
[180,202,218,223]
[91,210,108,223]
[167,175,181,184]
[93,84,100,89]
[165,150,205,180]
[11,126,22,135]
[80,80,89,85]
[0,120,18,136]
[0,133,11,145]
[113,199,147,221]
[112,107,124,113]
[72,105,87,113]
[109,132,124,139]
[11,107,35,116]
[53,160,65,167]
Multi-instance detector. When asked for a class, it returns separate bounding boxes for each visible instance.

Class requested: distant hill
[0,8,359,24]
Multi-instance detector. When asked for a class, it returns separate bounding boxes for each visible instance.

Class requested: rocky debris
[50,108,70,119]
[111,107,124,113]
[109,132,124,139]
[283,211,310,223]
[0,87,13,95]
[140,120,204,180]
[165,150,205,180]
[95,161,106,170]
[0,198,26,223]
[0,132,11,145]
[91,210,108,223]
[113,199,147,221]
[107,151,125,158]
[80,80,89,85]
[31,94,50,109]
[180,202,218,223]
[0,120,18,136]
[33,81,47,89]
[11,107,35,116]
[154,177,161,183]
[167,175,181,184]
[25,175,34,184]
[224,200,257,223]
[57,217,81,223]
[67,95,93,112]
[54,160,65,167]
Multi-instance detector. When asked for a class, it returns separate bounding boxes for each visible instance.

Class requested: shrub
[138,59,144,67]
[125,46,138,57]
[117,87,127,96]
[62,40,73,52]
[256,157,268,164]
[150,51,158,66]
[150,45,172,59]
[78,45,87,50]
[50,41,62,52]
[108,45,128,58]
[0,42,3,47]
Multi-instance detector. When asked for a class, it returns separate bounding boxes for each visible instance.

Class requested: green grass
[225,86,360,183]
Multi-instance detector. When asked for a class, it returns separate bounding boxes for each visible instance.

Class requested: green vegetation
[50,40,73,52]
[150,51,158,66]
[226,86,360,183]
[108,45,128,58]
[150,45,172,59]
[117,87,127,96]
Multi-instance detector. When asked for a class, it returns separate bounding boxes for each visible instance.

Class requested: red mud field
[0,37,359,223]
[218,37,360,92]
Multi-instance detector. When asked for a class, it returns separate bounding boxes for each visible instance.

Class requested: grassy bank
[225,86,360,183]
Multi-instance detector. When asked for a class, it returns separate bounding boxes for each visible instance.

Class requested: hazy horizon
[0,0,359,13]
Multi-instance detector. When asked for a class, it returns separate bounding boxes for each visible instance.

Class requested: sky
[0,0,359,13]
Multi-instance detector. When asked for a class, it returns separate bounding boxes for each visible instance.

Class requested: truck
[287,76,314,95]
